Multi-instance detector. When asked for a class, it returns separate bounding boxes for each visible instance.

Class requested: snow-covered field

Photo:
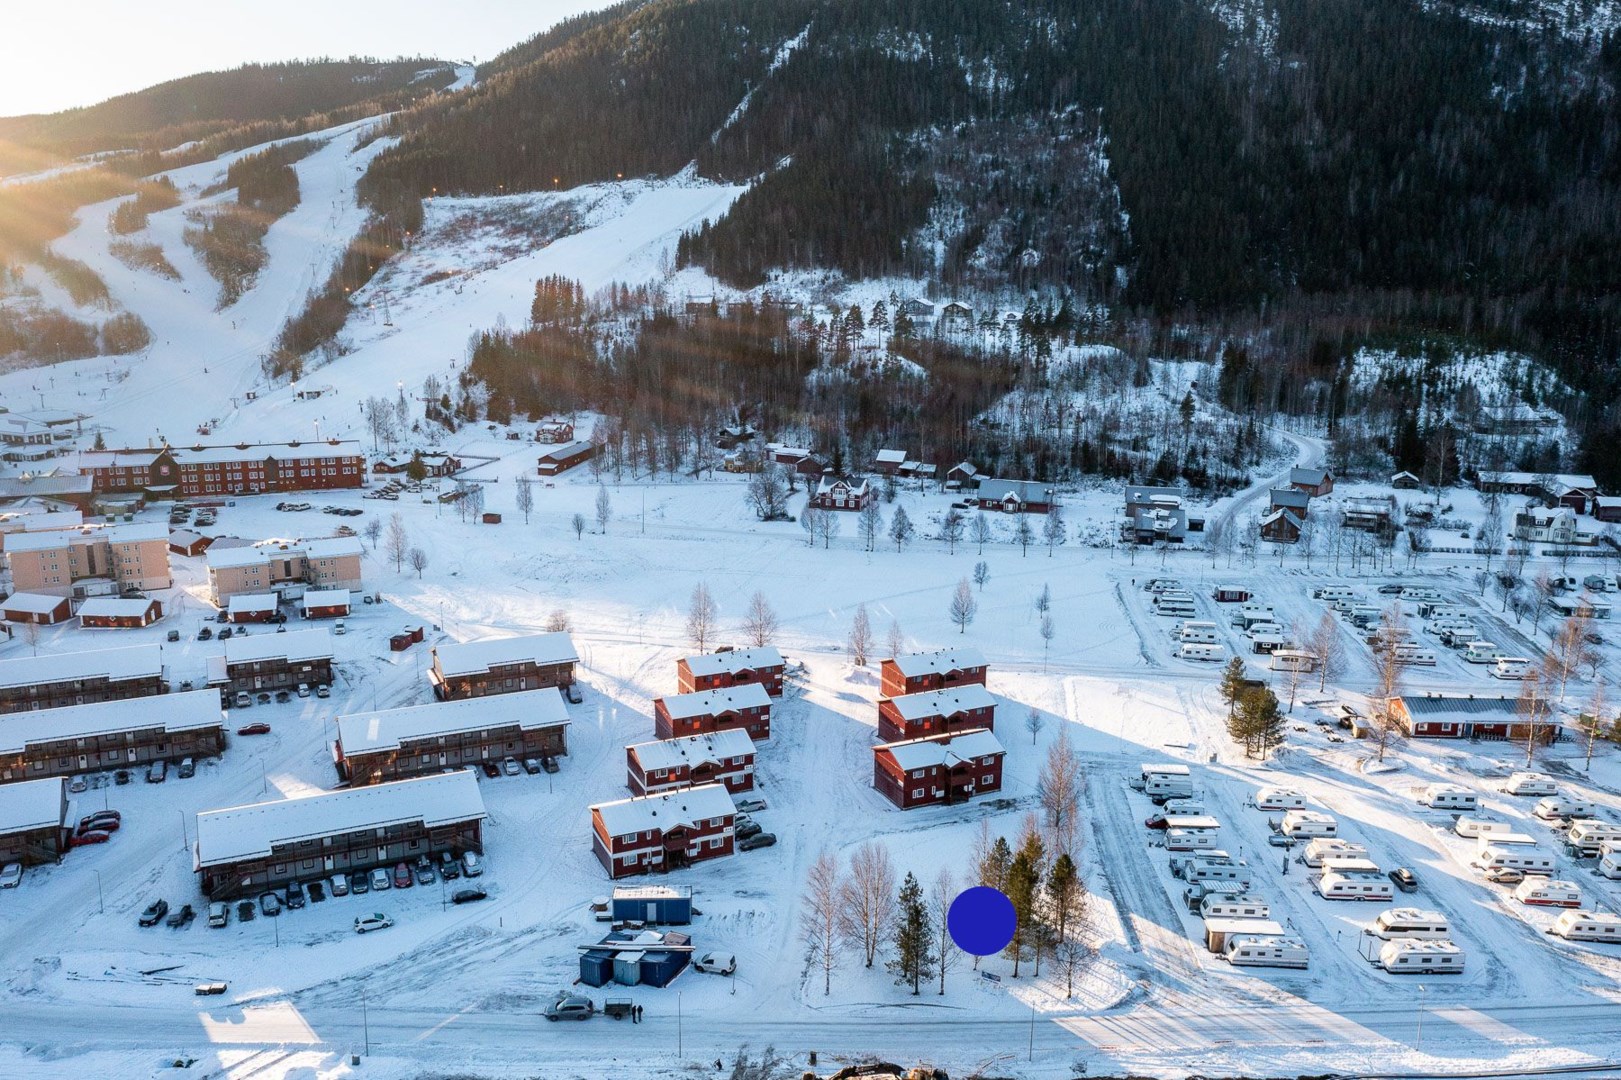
[1,117,1620,1080]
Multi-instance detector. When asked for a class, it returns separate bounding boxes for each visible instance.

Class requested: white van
[1178,642,1225,662]
[1475,844,1556,876]
[1393,645,1438,666]
[1515,879,1582,908]
[1492,657,1533,680]
[1464,641,1506,664]
[1379,938,1465,974]
[1371,908,1450,940]
[1178,621,1220,644]
[1454,816,1510,838]
[1314,870,1394,901]
[1502,772,1558,796]
[1281,810,1338,838]
[1165,827,1222,851]
[1536,796,1598,821]
[1304,838,1367,867]
[1550,911,1621,943]
[1255,787,1307,811]
[1224,934,1309,969]
[1419,784,1479,812]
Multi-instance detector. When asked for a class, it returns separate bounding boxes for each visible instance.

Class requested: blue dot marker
[947,886,1016,956]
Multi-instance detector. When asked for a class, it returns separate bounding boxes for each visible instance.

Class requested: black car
[739,833,777,851]
[275,690,290,703]
[480,761,501,779]
[285,880,306,909]
[1389,867,1419,893]
[114,769,131,786]
[541,756,560,774]
[139,899,169,927]
[197,627,213,641]
[735,821,763,840]
[165,904,195,928]
[218,627,233,640]
[256,692,271,705]
[451,887,488,905]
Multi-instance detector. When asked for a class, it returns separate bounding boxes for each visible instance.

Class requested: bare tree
[1518,660,1557,767]
[1036,727,1084,855]
[840,841,897,969]
[940,508,965,554]
[888,506,915,552]
[1370,604,1407,761]
[801,851,845,996]
[746,465,789,521]
[949,577,977,634]
[1013,514,1034,556]
[1043,504,1066,555]
[1529,570,1557,636]
[857,500,883,552]
[407,545,429,578]
[971,511,992,554]
[595,485,612,533]
[972,560,990,591]
[1039,612,1055,670]
[1480,501,1505,573]
[1472,569,1493,598]
[1494,571,1520,613]
[21,620,40,656]
[571,512,586,540]
[930,868,959,995]
[384,512,409,573]
[515,476,534,524]
[848,603,873,666]
[1281,620,1309,712]
[545,609,572,633]
[741,591,778,648]
[1024,705,1046,745]
[1552,616,1596,702]
[814,507,841,549]
[886,618,905,659]
[687,582,718,652]
[1055,937,1096,1000]
[363,517,382,550]
[801,505,821,548]
[465,483,486,521]
[1583,676,1608,772]
[1309,611,1345,692]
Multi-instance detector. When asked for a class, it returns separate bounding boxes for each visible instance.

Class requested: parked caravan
[1475,844,1556,876]
[1315,586,1356,602]
[1269,649,1318,673]
[1204,917,1284,953]
[1281,810,1339,838]
[1249,632,1289,655]
[1200,893,1272,920]
[1178,621,1221,644]
[1161,797,1206,816]
[1347,604,1382,623]
[1536,797,1598,821]
[1170,850,1235,877]
[1234,607,1278,630]
[1550,911,1621,943]
[1417,601,1464,619]
[1304,838,1368,867]
[1565,820,1621,855]
[1438,626,1481,647]
[1224,934,1309,970]
[1476,832,1537,850]
[1184,861,1254,889]
[1135,763,1192,791]
[1330,596,1364,613]
[1426,616,1474,634]
[1152,590,1196,607]
[1163,814,1222,832]
[1165,828,1222,851]
[1178,642,1226,662]
[1492,657,1533,680]
[1144,774,1196,804]
[1503,773,1558,796]
[1371,908,1450,940]
[1402,587,1444,602]
[1244,622,1285,639]
[1599,847,1621,880]
[1464,642,1506,664]
[1155,601,1197,620]
[1393,645,1438,666]
[1420,785,1480,812]
[1314,870,1395,901]
[1145,579,1184,594]
[1379,939,1465,974]
[1319,856,1382,875]
[1255,787,1308,811]
[1514,879,1582,908]
[1454,816,1511,838]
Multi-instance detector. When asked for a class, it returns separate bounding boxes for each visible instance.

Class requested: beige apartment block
[205,537,363,604]
[4,523,171,597]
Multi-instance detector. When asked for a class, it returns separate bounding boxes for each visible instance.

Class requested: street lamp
[93,869,104,914]
[1416,983,1426,1050]
[179,810,188,853]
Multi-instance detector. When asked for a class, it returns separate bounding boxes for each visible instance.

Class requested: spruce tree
[887,872,935,995]
[1219,656,1248,718]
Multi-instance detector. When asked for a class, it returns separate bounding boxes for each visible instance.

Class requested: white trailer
[1170,850,1235,877]
[1200,893,1272,920]
[1269,649,1318,672]
[1475,831,1537,848]
[1463,641,1506,664]
[1393,645,1438,666]
[1370,908,1450,940]
[1419,602,1466,620]
[1515,879,1582,908]
[1403,588,1445,603]
[1155,599,1197,618]
[1314,586,1355,602]
[1161,797,1207,816]
[1600,845,1621,880]
[1454,816,1511,838]
[1178,642,1226,662]
[1224,934,1309,970]
[1138,763,1193,797]
[1379,938,1465,974]
[1145,579,1184,594]
[1314,870,1394,901]
[1502,772,1558,796]
[1475,844,1556,876]
[1419,784,1479,811]
[1319,856,1382,875]
[1492,657,1533,680]
[1303,838,1368,867]
[1204,917,1283,953]
[1164,828,1222,851]
[1281,810,1339,838]
[1536,796,1598,821]
[1178,621,1221,643]
[1254,787,1307,811]
[1550,911,1621,943]
[1184,861,1254,889]
[1565,820,1621,855]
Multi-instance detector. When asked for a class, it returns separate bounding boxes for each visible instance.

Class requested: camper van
[1419,784,1479,812]
[1565,820,1621,855]
[1314,870,1395,901]
[1464,641,1506,664]
[1165,827,1222,851]
[1492,657,1533,680]
[1269,649,1318,672]
[1315,586,1356,603]
[1514,879,1582,908]
[1303,838,1368,867]
[1200,893,1272,920]
[1178,642,1226,663]
[1178,621,1221,644]
[1535,796,1598,821]
[1393,645,1438,666]
[1224,934,1310,970]
[1136,763,1194,797]
[1599,846,1621,880]
[1502,773,1558,797]
[1161,797,1207,816]
[1184,861,1254,889]
[1370,908,1450,940]
[1454,816,1511,838]
[1255,787,1308,811]
[1379,938,1465,974]
[1281,810,1339,838]
[1475,843,1556,876]
[1550,911,1621,943]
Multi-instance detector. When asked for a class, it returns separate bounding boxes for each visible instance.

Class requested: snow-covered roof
[207,536,363,570]
[948,461,978,478]
[0,475,93,498]
[195,771,485,868]
[0,690,223,755]
[814,475,868,497]
[301,589,351,610]
[875,449,907,465]
[538,439,593,462]
[1480,471,1597,490]
[302,536,363,560]
[1290,467,1331,486]
[206,544,272,569]
[1261,509,1303,529]
[168,528,205,548]
[886,683,996,721]
[877,728,1004,771]
[681,646,784,678]
[591,783,735,840]
[658,683,772,720]
[223,627,332,666]
[1268,488,1311,510]
[4,521,166,553]
[173,441,362,465]
[1397,694,1523,723]
[0,776,65,834]
[227,594,279,615]
[337,688,570,756]
[2,592,68,615]
[77,597,158,619]
[888,648,987,679]
[628,728,756,772]
[432,631,579,677]
[0,510,82,531]
[0,643,162,689]
[976,478,1055,505]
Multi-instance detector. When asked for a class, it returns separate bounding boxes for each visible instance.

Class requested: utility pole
[179,810,188,852]
[363,989,370,1055]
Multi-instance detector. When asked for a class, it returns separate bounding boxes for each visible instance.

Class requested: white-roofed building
[77,596,163,629]
[880,647,988,698]
[654,683,772,741]
[75,440,364,499]
[227,593,280,624]
[2,521,170,597]
[0,643,165,713]
[205,536,363,604]
[1,591,71,625]
[626,728,756,797]
[429,631,579,700]
[590,783,736,879]
[676,646,785,697]
[214,628,334,692]
[872,728,1006,809]
[194,771,486,899]
[300,589,351,619]
[877,683,997,742]
[0,690,225,784]
[0,776,68,865]
[335,689,570,785]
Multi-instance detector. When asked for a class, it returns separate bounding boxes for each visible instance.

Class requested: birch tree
[848,603,873,666]
[687,582,718,652]
[1310,611,1345,692]
[1583,676,1608,772]
[971,511,992,553]
[840,841,896,968]
[1043,504,1066,555]
[741,591,778,648]
[888,506,915,552]
[949,577,977,633]
[886,618,905,659]
[931,867,959,995]
[1370,604,1407,761]
[801,851,845,996]
[1036,728,1084,855]
[857,500,883,552]
[941,508,965,554]
[594,484,612,533]
[515,475,534,523]
[384,512,409,572]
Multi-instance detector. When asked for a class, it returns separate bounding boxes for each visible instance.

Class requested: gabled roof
[1290,466,1331,486]
[1,592,68,615]
[195,771,485,868]
[301,588,351,610]
[628,728,756,772]
[337,689,570,756]
[538,440,593,462]
[887,683,996,721]
[223,627,332,666]
[0,643,162,689]
[875,449,907,465]
[432,632,579,677]
[888,647,987,679]
[681,646,785,678]
[4,521,167,553]
[947,461,978,478]
[1396,694,1522,722]
[77,597,159,619]
[227,594,279,615]
[0,776,65,834]
[1268,488,1311,511]
[876,728,1005,771]
[1261,508,1303,529]
[1480,471,1597,490]
[815,475,869,497]
[976,478,1055,505]
[0,690,223,755]
[591,783,735,840]
[658,682,772,720]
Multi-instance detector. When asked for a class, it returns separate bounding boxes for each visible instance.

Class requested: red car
[79,811,122,829]
[236,723,272,736]
[1144,815,1169,830]
[392,862,413,889]
[70,830,111,847]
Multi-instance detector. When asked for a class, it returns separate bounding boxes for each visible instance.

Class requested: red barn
[872,728,1006,809]
[626,728,756,797]
[654,684,772,742]
[676,646,785,697]
[878,683,997,743]
[879,647,988,700]
[590,783,736,879]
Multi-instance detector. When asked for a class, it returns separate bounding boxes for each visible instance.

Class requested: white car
[694,951,736,975]
[354,913,394,934]
[0,862,21,889]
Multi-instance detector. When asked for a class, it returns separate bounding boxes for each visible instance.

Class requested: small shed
[78,597,163,629]
[3,592,71,625]
[301,589,351,619]
[1392,470,1422,490]
[639,951,689,988]
[611,885,693,925]
[169,529,212,557]
[228,593,280,624]
[612,952,644,986]
[482,512,502,525]
[1213,585,1252,604]
[1204,917,1285,953]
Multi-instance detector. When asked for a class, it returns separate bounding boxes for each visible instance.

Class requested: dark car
[114,769,131,786]
[451,887,488,905]
[739,832,777,851]
[256,692,271,705]
[259,892,282,917]
[564,683,583,705]
[197,627,213,641]
[1389,867,1419,893]
[79,816,120,833]
[285,880,306,909]
[166,904,195,928]
[349,870,370,895]
[79,810,121,828]
[166,629,181,642]
[218,627,233,640]
[139,899,169,927]
[236,722,272,736]
[439,852,461,880]
[1144,815,1169,830]
[275,690,291,703]
[735,820,763,840]
[480,761,501,779]
[392,862,413,889]
[522,758,542,775]
[541,756,560,774]
[1377,584,1406,595]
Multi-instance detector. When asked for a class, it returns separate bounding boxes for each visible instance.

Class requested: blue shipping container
[639,950,689,988]
[610,889,692,925]
[578,950,613,988]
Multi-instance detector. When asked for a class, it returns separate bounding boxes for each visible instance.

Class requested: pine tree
[886,872,935,995]
[1046,853,1081,943]
[1005,825,1046,978]
[1218,656,1248,717]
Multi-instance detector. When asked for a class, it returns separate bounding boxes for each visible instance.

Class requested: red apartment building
[877,683,997,743]
[675,646,785,697]
[879,647,988,699]
[872,728,1007,809]
[625,728,756,797]
[590,783,737,879]
[77,441,365,498]
[653,684,772,742]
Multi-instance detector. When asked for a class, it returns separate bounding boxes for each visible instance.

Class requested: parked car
[194,982,229,996]
[0,863,21,889]
[541,756,559,774]
[734,798,767,814]
[461,852,483,877]
[503,757,521,777]
[439,852,461,880]
[297,683,311,698]
[522,758,542,775]
[236,722,271,736]
[1267,834,1295,847]
[564,683,583,705]
[739,833,777,851]
[315,684,331,698]
[114,770,131,786]
[275,690,291,703]
[79,810,121,829]
[71,829,111,847]
[350,870,371,895]
[285,880,306,909]
[735,821,764,840]
[259,892,282,917]
[392,862,413,889]
[1144,815,1169,830]
[329,874,350,898]
[68,776,87,794]
[333,620,346,635]
[256,692,271,705]
[233,692,251,709]
[197,627,213,641]
[80,815,120,833]
[166,629,181,642]
[139,899,169,927]
[451,887,488,905]
[480,762,501,779]
[414,863,435,887]
[218,627,233,640]
[207,902,230,928]
[1389,867,1419,892]
[354,913,394,934]
[1377,584,1406,595]
[177,757,196,779]
[544,994,596,1021]
[369,868,391,892]
[166,904,195,928]
[1484,866,1525,884]
[694,951,736,975]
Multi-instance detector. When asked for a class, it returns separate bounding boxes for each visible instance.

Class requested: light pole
[1028,1000,1036,1060]
[93,869,104,914]
[362,988,370,1056]
[1416,983,1426,1050]
[677,991,682,1058]
[179,810,188,853]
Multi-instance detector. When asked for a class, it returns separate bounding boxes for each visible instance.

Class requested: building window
[911,789,924,798]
